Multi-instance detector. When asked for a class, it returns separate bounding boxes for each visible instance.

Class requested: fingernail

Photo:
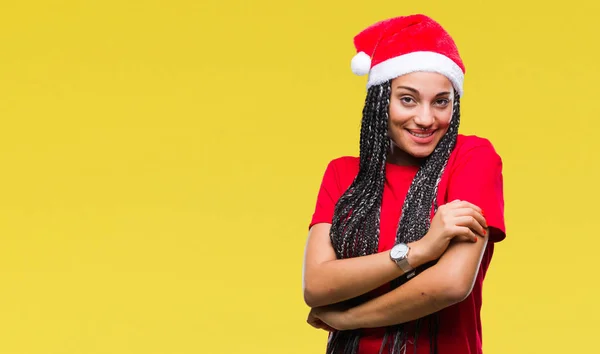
[474,237,478,242]
[483,229,487,236]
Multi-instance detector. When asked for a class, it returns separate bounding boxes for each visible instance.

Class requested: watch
[390,243,414,273]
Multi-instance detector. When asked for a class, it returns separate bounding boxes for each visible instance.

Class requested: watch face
[391,243,409,259]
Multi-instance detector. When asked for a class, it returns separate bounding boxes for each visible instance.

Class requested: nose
[413,105,435,128]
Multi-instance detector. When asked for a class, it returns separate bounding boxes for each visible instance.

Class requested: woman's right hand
[410,199,487,265]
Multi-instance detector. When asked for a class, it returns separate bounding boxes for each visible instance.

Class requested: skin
[386,72,454,166]
[303,72,489,332]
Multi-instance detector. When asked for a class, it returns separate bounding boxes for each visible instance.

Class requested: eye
[399,96,415,105]
[435,98,450,107]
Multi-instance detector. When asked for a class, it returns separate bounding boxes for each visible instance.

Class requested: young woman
[303,14,506,354]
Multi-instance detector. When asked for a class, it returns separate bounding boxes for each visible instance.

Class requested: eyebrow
[396,86,452,96]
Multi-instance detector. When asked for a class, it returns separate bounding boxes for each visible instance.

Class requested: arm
[338,142,507,328]
[341,230,489,329]
[303,155,488,309]
[304,159,420,308]
[302,222,429,308]
[310,141,506,331]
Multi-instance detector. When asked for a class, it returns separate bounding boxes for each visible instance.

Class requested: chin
[408,148,435,159]
[399,139,434,156]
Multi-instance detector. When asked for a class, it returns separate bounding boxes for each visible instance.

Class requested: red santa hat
[351,14,466,96]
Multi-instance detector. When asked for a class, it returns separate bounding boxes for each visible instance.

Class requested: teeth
[409,131,433,138]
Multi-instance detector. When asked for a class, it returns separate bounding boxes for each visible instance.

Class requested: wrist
[407,240,428,268]
[343,305,362,330]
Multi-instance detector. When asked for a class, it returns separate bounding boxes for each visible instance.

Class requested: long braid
[327,80,461,354]
[326,81,390,354]
[330,82,390,260]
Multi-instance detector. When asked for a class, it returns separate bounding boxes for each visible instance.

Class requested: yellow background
[0,0,598,353]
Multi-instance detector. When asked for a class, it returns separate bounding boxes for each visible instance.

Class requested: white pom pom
[351,51,371,76]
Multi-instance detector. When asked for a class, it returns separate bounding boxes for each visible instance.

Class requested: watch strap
[395,257,413,273]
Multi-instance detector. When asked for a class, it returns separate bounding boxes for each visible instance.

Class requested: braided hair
[327,79,461,354]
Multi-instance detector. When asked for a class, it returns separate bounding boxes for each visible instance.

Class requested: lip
[406,129,437,144]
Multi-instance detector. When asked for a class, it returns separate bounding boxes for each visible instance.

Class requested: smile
[408,131,435,138]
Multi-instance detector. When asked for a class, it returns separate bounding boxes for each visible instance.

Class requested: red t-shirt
[309,134,506,354]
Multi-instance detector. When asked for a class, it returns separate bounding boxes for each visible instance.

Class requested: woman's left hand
[307,309,336,332]
[308,304,355,331]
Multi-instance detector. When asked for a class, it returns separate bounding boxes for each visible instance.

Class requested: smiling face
[387,72,455,165]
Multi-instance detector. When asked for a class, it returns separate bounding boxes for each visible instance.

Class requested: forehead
[391,72,454,93]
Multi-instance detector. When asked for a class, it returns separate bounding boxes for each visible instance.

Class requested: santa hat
[351,14,465,96]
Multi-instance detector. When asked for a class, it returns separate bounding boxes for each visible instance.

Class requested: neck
[386,141,423,166]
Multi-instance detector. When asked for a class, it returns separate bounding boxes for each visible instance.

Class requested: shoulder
[452,134,503,165]
[455,134,499,154]
[318,156,360,193]
[445,135,507,240]
[324,156,360,174]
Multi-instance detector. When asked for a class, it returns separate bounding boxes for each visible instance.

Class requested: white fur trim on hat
[367,51,464,96]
